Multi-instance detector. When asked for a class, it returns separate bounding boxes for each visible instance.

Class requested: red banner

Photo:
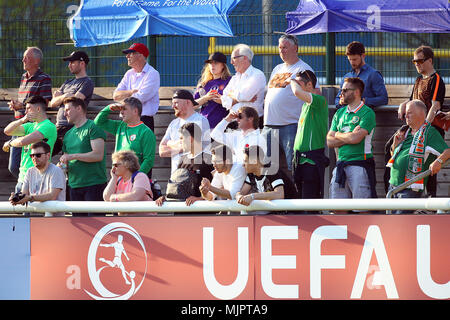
[30,215,449,300]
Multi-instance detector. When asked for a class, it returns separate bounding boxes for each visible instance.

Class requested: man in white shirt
[210,106,267,166]
[221,44,266,127]
[159,89,211,174]
[200,144,246,201]
[263,34,321,171]
[114,43,160,132]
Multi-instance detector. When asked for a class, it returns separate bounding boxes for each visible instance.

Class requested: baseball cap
[62,51,89,64]
[173,89,198,106]
[122,43,149,58]
[204,52,227,64]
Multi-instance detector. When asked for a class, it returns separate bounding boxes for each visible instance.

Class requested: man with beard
[327,78,377,212]
[335,41,388,109]
[9,141,66,217]
[159,89,211,174]
[49,51,94,155]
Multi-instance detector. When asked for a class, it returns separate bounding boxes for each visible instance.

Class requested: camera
[11,191,26,203]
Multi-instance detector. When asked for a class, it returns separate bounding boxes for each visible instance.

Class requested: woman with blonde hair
[194,52,231,128]
[103,150,153,215]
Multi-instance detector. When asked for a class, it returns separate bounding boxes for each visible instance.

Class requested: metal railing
[0,198,449,215]
[386,160,449,214]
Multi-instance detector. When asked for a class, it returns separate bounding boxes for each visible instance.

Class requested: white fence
[0,198,449,215]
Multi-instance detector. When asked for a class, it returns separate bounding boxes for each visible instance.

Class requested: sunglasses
[30,152,46,158]
[237,113,246,119]
[231,55,244,61]
[112,163,123,168]
[412,58,429,65]
[341,88,356,94]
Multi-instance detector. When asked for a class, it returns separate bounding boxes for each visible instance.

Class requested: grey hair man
[221,43,266,126]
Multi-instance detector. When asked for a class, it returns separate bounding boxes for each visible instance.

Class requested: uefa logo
[84,222,148,300]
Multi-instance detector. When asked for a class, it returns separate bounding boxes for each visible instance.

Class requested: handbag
[165,167,200,200]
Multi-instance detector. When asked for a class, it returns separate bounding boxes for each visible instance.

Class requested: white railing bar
[0,198,449,214]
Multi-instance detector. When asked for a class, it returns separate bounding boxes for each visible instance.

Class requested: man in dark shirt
[236,145,297,214]
[156,122,213,207]
[49,51,94,156]
[397,45,446,197]
[4,47,52,178]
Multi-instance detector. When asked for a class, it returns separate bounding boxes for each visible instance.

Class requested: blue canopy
[286,0,450,34]
[70,0,241,47]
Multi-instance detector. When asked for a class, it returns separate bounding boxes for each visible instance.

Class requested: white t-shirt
[221,65,267,117]
[210,119,267,164]
[161,112,211,174]
[264,59,319,126]
[23,163,66,201]
[22,163,66,217]
[210,163,246,200]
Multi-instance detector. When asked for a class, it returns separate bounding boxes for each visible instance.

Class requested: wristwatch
[436,158,444,164]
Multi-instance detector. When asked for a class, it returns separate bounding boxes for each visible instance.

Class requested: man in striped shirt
[4,47,52,178]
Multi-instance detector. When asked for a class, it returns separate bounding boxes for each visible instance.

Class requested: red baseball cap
[122,43,149,58]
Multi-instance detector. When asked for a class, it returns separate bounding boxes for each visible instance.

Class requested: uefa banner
[29,215,449,300]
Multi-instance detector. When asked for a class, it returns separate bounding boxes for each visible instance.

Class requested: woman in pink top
[103,150,154,215]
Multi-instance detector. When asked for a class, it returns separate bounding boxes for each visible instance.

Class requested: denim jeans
[388,185,422,214]
[262,124,297,171]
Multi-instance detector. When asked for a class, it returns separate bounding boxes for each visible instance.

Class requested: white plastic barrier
[0,198,449,214]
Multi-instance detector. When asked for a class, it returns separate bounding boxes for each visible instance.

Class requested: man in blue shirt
[335,41,388,109]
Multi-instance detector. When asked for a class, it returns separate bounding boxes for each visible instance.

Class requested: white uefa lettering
[351,226,398,299]
[261,226,299,299]
[310,225,347,299]
[366,5,381,30]
[203,227,249,300]
[84,222,147,300]
[417,225,450,299]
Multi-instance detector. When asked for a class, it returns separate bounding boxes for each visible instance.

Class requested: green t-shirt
[94,106,156,174]
[389,126,448,187]
[330,104,376,162]
[19,119,57,183]
[62,119,107,188]
[293,93,329,165]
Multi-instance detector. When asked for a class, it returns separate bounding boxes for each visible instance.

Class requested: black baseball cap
[204,52,227,64]
[63,51,89,64]
[173,89,198,106]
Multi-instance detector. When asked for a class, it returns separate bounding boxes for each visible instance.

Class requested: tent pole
[147,35,157,69]
[325,32,336,85]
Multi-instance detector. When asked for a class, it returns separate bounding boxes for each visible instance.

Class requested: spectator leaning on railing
[103,150,154,216]
[387,99,449,213]
[9,141,66,217]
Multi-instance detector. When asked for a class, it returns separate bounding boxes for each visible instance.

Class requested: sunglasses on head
[30,152,46,158]
[412,57,429,65]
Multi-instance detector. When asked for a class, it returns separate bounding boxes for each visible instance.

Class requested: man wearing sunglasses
[327,77,377,213]
[397,45,446,198]
[10,141,66,217]
[398,46,446,127]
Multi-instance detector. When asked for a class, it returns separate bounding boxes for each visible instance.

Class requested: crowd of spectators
[4,39,449,216]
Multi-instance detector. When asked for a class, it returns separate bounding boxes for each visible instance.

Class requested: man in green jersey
[60,97,107,216]
[3,95,57,194]
[327,77,377,209]
[387,100,449,213]
[94,97,156,177]
[289,70,329,200]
